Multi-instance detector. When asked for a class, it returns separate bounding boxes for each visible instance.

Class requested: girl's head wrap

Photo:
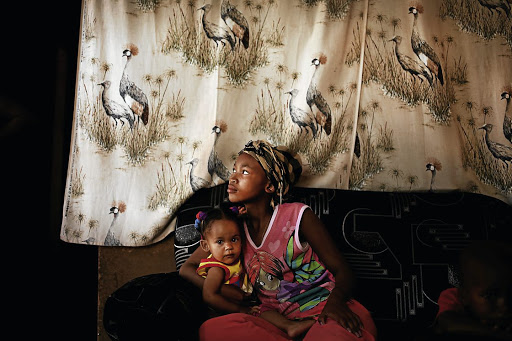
[239,140,302,205]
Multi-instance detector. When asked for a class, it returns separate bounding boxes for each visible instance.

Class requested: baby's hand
[490,317,512,332]
[240,305,260,316]
[482,316,512,339]
[237,205,247,216]
[241,292,260,306]
[248,305,260,316]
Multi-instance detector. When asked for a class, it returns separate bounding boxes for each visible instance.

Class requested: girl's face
[228,153,273,204]
[201,219,242,266]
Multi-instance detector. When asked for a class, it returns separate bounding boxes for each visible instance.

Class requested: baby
[434,240,511,340]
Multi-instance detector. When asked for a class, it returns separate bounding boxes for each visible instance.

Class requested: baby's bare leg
[260,311,316,338]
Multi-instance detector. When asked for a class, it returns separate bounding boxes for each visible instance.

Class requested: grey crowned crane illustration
[120,44,149,126]
[390,35,433,86]
[187,158,211,192]
[82,237,96,245]
[479,123,512,167]
[477,0,511,18]
[198,4,235,51]
[285,89,317,139]
[306,55,332,136]
[98,81,134,129]
[425,158,442,192]
[501,89,511,143]
[104,201,126,246]
[221,0,249,49]
[208,123,231,183]
[409,6,444,86]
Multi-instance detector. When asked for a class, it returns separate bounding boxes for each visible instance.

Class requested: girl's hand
[318,299,363,338]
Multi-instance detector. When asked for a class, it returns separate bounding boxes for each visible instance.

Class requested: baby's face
[462,276,511,324]
[204,219,242,266]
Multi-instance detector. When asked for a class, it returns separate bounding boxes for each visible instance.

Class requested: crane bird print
[426,158,442,192]
[390,35,433,87]
[408,5,444,86]
[501,88,511,144]
[104,201,126,246]
[477,0,511,18]
[120,44,149,125]
[187,158,211,192]
[285,88,318,139]
[307,54,332,137]
[221,0,250,49]
[208,121,231,183]
[98,81,135,130]
[199,4,235,51]
[479,123,512,168]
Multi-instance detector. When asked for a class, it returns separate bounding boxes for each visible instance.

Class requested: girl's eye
[267,274,274,281]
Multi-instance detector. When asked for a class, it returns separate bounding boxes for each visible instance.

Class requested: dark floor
[4,2,97,340]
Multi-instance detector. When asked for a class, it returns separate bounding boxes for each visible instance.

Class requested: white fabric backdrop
[61,0,512,246]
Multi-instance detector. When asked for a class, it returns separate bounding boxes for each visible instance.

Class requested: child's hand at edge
[240,305,260,316]
[237,205,247,216]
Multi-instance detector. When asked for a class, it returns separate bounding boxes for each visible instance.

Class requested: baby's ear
[200,239,210,252]
[458,287,468,305]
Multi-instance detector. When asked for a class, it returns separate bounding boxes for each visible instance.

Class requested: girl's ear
[265,181,275,194]
[200,239,210,252]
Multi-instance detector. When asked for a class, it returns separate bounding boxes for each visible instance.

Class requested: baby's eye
[481,290,498,300]
[216,240,223,245]
[231,237,239,243]
[232,168,236,173]
[242,170,249,175]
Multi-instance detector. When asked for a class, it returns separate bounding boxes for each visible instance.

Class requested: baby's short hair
[459,240,511,286]
[195,203,241,236]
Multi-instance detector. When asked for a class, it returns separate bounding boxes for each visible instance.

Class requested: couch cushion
[172,184,512,338]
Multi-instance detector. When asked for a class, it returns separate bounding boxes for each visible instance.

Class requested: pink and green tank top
[243,203,335,320]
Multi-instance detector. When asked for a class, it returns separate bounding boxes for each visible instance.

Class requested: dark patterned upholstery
[172,184,512,339]
[105,184,511,340]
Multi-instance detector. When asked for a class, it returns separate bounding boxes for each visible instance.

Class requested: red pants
[199,300,377,341]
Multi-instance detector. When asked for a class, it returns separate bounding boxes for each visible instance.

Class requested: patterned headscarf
[239,140,302,205]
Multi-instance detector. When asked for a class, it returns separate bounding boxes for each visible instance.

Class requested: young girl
[192,205,255,315]
[181,140,377,341]
[185,204,319,337]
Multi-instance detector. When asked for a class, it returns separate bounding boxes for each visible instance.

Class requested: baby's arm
[202,266,254,314]
[436,310,512,340]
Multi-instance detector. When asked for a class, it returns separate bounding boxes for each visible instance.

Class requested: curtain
[61,0,512,247]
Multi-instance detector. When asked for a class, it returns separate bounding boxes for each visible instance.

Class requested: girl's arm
[179,245,210,289]
[299,208,363,337]
[179,246,247,303]
[202,267,253,314]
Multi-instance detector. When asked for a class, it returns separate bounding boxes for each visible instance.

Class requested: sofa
[103,184,512,341]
